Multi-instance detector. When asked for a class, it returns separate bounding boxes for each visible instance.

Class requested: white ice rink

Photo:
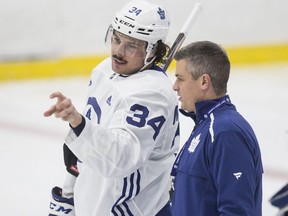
[0,64,288,215]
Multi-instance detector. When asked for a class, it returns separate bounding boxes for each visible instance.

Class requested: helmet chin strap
[140,43,157,72]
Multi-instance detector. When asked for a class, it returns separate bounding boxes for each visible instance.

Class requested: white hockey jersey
[64,57,180,215]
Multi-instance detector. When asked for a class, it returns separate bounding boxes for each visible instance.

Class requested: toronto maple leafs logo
[188,133,201,153]
[157,7,165,20]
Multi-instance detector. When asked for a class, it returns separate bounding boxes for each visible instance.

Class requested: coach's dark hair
[174,41,230,96]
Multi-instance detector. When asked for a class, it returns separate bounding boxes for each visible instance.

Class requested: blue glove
[270,183,288,209]
[48,186,75,216]
[270,183,288,216]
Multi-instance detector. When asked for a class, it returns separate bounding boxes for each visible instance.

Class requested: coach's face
[173,59,203,113]
[111,31,147,75]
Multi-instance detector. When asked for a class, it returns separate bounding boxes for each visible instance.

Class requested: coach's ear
[200,74,211,89]
[200,73,219,98]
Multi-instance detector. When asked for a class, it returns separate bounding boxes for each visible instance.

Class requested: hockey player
[170,41,263,215]
[270,183,288,216]
[44,1,179,215]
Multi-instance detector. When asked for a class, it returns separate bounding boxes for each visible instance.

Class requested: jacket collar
[180,95,234,124]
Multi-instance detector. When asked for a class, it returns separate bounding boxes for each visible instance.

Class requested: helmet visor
[105,25,147,59]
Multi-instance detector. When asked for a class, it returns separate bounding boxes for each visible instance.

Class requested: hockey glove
[48,186,74,216]
[270,183,288,216]
[270,183,288,208]
[63,144,79,177]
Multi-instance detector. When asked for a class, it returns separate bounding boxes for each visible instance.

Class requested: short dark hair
[174,41,230,95]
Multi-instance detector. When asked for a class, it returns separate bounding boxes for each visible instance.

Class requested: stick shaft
[162,3,203,72]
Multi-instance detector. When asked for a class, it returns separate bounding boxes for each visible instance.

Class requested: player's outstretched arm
[43,91,82,128]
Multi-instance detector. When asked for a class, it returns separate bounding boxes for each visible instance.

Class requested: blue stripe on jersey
[111,170,141,216]
[150,64,167,76]
[135,169,141,195]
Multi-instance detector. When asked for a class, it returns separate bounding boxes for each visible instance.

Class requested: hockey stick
[162,3,203,72]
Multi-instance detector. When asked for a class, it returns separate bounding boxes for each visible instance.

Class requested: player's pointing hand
[43,91,82,128]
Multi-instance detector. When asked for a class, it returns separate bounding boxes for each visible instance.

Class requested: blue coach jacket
[171,95,263,216]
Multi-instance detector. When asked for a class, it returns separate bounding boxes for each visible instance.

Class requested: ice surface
[0,64,287,215]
